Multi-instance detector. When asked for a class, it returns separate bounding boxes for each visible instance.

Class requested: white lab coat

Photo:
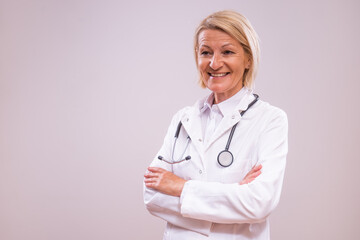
[144,91,288,240]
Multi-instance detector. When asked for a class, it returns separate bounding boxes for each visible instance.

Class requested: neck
[213,86,243,104]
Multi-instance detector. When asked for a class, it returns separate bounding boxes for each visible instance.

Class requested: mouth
[208,72,230,77]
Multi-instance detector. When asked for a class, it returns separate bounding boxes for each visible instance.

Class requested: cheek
[197,59,208,73]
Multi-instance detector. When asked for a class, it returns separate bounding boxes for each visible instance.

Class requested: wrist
[176,179,187,197]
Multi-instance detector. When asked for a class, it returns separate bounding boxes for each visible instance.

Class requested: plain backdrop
[1,0,359,239]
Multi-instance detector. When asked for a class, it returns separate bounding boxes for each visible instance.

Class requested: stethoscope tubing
[171,135,191,163]
[223,94,259,152]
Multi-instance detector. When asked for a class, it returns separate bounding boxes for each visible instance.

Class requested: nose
[209,54,223,70]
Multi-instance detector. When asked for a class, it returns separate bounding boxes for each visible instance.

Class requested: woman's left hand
[144,167,186,197]
[239,164,262,185]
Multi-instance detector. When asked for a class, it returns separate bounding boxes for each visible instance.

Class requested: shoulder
[171,106,192,123]
[256,100,288,136]
[255,99,288,132]
[258,100,287,119]
[170,94,208,121]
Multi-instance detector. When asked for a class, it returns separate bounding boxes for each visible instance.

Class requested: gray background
[1,0,359,239]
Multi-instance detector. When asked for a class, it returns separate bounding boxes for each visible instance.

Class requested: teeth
[211,73,227,77]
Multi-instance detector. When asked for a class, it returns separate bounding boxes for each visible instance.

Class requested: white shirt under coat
[201,87,248,143]
[144,87,288,240]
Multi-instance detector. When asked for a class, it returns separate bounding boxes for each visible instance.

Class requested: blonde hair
[194,10,260,89]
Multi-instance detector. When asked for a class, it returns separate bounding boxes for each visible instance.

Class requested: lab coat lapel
[204,93,255,152]
[180,106,204,160]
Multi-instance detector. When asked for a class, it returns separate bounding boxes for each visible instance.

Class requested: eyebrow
[221,43,235,48]
[198,44,210,49]
[198,43,235,49]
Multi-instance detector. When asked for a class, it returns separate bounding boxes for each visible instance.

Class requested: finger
[240,178,253,185]
[239,179,248,185]
[147,167,166,173]
[249,164,262,174]
[244,165,258,177]
[247,170,262,179]
[243,171,261,183]
[244,165,262,178]
[145,181,158,188]
[144,172,159,178]
[144,178,157,184]
[239,171,262,185]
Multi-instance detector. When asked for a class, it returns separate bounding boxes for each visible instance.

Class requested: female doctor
[143,10,288,240]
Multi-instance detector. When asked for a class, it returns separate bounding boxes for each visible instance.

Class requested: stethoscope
[158,94,259,167]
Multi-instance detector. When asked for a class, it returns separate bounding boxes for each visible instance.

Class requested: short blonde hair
[194,10,260,89]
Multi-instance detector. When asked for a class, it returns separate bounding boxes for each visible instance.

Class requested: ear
[245,57,251,69]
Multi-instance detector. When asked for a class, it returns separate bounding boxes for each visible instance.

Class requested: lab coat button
[232,115,235,119]
[182,116,189,122]
[199,170,202,174]
[198,138,202,142]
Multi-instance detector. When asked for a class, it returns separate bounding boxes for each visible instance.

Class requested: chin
[206,84,228,93]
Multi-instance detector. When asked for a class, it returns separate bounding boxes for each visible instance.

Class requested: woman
[143,10,288,240]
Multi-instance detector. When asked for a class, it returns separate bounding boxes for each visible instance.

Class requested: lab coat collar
[234,87,255,113]
[180,104,205,164]
[217,87,249,117]
[199,87,253,115]
[200,93,214,114]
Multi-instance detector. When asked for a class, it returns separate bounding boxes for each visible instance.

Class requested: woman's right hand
[239,164,262,185]
[144,167,186,197]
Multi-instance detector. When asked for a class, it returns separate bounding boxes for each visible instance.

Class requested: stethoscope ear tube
[241,94,259,116]
[225,122,238,151]
[158,155,191,164]
[174,122,183,138]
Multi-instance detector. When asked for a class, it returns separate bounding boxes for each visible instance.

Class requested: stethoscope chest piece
[217,150,234,167]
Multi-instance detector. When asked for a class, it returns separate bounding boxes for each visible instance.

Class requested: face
[197,29,250,103]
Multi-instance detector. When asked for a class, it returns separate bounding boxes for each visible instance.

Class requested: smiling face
[197,29,250,104]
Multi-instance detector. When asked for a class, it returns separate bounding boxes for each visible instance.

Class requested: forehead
[198,29,240,47]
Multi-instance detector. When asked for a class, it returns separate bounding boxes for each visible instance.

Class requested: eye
[200,51,211,56]
[223,50,234,55]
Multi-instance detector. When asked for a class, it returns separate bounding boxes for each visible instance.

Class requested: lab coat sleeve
[180,108,288,224]
[143,109,212,236]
